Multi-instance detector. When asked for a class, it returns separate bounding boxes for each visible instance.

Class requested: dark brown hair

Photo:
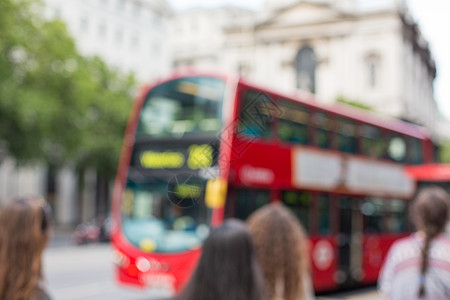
[411,186,449,298]
[176,219,268,300]
[0,196,51,300]
[247,203,308,300]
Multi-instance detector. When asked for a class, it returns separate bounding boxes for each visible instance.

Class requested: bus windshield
[122,180,211,253]
[137,77,226,138]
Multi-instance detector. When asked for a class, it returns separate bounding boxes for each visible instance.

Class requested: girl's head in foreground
[247,203,308,300]
[177,219,267,300]
[0,196,51,300]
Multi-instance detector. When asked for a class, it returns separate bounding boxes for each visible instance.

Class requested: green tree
[336,96,373,111]
[439,142,450,163]
[0,0,136,179]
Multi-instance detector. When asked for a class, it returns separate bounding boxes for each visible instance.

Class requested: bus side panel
[310,237,338,292]
[361,234,407,284]
[230,139,292,189]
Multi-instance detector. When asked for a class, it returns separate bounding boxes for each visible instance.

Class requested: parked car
[72,214,111,245]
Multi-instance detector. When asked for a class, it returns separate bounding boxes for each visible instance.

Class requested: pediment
[257,1,346,29]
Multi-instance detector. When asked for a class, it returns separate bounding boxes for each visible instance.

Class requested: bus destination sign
[133,143,218,172]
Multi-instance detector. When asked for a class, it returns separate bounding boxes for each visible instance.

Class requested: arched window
[295,46,316,93]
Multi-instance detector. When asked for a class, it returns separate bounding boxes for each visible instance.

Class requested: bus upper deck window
[408,138,423,164]
[336,118,357,153]
[359,125,384,158]
[312,112,330,149]
[278,100,309,145]
[238,90,274,139]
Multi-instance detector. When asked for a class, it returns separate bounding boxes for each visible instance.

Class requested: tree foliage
[0,0,136,178]
[336,96,373,111]
[439,142,450,163]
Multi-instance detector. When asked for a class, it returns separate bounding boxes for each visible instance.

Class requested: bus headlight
[111,250,130,269]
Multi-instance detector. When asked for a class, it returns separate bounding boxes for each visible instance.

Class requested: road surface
[43,241,385,300]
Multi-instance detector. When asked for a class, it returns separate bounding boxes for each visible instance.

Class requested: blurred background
[1,0,449,229]
[1,0,449,298]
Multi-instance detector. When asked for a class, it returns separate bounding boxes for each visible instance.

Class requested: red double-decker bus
[111,70,434,294]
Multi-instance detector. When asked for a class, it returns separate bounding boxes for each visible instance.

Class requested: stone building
[170,0,438,138]
[43,0,173,81]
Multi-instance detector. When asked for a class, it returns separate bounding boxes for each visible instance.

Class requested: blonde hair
[0,196,50,300]
[247,203,308,300]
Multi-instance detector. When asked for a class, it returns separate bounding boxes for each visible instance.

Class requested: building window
[238,63,251,77]
[117,0,124,11]
[295,46,316,93]
[79,17,89,33]
[131,34,139,48]
[53,7,61,19]
[115,28,123,45]
[133,3,141,17]
[98,23,106,39]
[366,53,380,89]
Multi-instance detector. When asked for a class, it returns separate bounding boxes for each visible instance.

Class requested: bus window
[407,138,423,164]
[282,191,311,232]
[385,199,407,233]
[387,134,407,162]
[278,100,309,144]
[361,197,384,233]
[238,90,273,138]
[235,188,270,220]
[336,118,357,153]
[137,77,225,138]
[359,125,384,158]
[312,112,330,149]
[121,180,211,253]
[318,194,330,235]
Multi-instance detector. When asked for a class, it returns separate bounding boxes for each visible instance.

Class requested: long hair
[176,219,267,300]
[0,196,51,300]
[410,187,449,298]
[247,203,308,300]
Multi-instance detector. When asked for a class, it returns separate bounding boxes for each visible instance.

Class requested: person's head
[410,186,449,298]
[247,203,307,300]
[177,219,267,300]
[411,186,449,237]
[0,196,51,300]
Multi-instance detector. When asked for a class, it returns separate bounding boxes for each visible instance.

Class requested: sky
[167,0,450,120]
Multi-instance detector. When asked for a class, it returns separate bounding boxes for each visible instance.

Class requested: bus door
[337,196,363,288]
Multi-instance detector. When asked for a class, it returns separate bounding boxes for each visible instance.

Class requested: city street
[43,235,384,300]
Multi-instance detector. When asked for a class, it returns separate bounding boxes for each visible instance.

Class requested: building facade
[170,0,438,139]
[43,0,173,82]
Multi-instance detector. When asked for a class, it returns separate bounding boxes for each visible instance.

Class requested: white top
[378,233,450,300]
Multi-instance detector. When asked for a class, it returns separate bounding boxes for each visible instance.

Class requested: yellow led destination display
[174,183,203,199]
[139,144,215,170]
[187,144,213,169]
[140,150,185,169]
